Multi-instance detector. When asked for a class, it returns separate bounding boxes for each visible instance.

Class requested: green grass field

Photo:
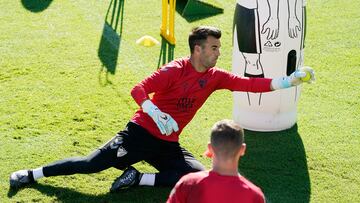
[1,0,359,202]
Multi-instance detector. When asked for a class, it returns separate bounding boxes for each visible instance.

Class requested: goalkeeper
[10,26,314,192]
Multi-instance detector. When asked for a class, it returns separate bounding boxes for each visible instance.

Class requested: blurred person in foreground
[167,119,265,203]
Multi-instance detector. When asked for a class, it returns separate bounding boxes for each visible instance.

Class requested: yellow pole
[169,0,175,44]
[160,0,176,45]
[161,0,167,35]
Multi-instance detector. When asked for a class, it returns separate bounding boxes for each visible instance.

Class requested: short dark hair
[210,119,244,158]
[188,26,222,53]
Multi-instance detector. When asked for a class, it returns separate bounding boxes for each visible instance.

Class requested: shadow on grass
[239,124,310,203]
[98,0,125,85]
[175,0,223,22]
[21,0,54,13]
[8,183,171,203]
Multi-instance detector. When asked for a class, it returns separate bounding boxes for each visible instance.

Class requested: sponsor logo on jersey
[177,97,195,112]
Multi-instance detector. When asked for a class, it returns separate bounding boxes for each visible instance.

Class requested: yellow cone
[136,35,159,47]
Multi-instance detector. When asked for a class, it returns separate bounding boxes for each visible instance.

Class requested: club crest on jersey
[198,79,207,88]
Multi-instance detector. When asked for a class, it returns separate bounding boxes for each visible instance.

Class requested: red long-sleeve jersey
[131,57,272,142]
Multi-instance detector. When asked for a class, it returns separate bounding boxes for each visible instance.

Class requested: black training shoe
[9,170,35,188]
[110,166,141,192]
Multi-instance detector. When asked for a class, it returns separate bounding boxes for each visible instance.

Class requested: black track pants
[42,122,205,186]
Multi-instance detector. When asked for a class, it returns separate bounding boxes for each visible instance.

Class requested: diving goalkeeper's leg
[110,144,205,192]
[10,148,116,188]
[9,132,128,188]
